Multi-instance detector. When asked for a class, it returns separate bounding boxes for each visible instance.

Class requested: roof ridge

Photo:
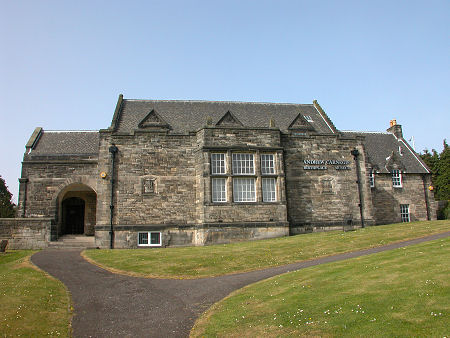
[123,99,314,106]
[45,130,99,133]
[342,130,391,135]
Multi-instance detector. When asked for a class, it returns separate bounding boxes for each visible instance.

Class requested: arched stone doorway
[57,184,97,236]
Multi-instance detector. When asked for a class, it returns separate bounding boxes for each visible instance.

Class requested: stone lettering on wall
[303,159,351,171]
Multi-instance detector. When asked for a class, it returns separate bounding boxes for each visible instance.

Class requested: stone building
[8,96,436,248]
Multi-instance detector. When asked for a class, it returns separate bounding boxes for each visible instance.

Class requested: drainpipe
[351,149,365,228]
[422,174,431,220]
[109,144,119,249]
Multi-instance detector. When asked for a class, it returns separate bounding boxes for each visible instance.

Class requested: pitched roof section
[113,99,337,134]
[342,131,429,174]
[28,131,99,156]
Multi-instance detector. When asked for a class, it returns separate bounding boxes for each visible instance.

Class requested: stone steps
[48,235,97,249]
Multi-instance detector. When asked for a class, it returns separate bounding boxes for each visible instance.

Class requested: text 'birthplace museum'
[4,96,436,249]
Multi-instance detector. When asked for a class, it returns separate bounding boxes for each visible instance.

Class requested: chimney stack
[387,119,403,139]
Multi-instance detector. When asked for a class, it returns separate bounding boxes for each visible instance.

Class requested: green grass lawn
[84,220,449,278]
[0,251,71,337]
[191,237,450,337]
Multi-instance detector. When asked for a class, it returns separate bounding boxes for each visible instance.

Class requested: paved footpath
[31,231,450,338]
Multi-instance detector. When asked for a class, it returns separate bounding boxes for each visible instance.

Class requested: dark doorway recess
[62,197,85,235]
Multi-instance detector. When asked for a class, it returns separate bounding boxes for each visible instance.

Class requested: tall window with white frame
[211,153,227,202]
[211,153,226,174]
[369,169,375,188]
[261,154,275,174]
[400,204,410,222]
[212,178,227,202]
[262,177,276,202]
[261,153,277,202]
[392,169,402,187]
[232,153,256,202]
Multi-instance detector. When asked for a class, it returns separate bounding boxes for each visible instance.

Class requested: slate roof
[29,131,99,156]
[342,131,430,174]
[113,99,337,134]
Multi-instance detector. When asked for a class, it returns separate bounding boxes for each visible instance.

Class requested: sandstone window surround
[142,177,157,195]
[138,231,162,247]
[392,169,402,188]
[400,204,410,222]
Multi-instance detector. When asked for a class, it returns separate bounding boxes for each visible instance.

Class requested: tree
[434,140,450,201]
[0,175,16,218]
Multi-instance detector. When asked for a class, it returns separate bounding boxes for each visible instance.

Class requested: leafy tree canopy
[421,139,450,201]
[0,175,16,218]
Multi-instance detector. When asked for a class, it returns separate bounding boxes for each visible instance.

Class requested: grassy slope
[0,251,71,337]
[84,220,449,278]
[192,237,450,337]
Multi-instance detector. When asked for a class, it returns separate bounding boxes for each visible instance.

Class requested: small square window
[138,232,161,247]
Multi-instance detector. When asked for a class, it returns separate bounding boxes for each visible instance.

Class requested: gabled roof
[111,99,338,134]
[342,131,430,174]
[28,130,99,156]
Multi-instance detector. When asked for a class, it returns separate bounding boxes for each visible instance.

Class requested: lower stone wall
[0,218,52,249]
[95,222,289,248]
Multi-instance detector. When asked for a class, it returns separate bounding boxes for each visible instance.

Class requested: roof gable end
[215,110,243,127]
[288,113,315,131]
[138,109,171,130]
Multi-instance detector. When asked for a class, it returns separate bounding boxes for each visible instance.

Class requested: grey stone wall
[0,218,52,249]
[371,173,436,224]
[283,134,375,231]
[97,132,198,226]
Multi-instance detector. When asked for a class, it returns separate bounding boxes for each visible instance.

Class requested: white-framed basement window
[138,232,162,247]
[400,204,410,222]
[261,154,275,174]
[212,178,227,202]
[262,177,276,202]
[392,170,402,187]
[232,153,255,175]
[233,177,256,202]
[211,153,226,174]
[369,169,375,188]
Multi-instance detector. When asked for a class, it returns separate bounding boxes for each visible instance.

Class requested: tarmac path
[31,231,450,338]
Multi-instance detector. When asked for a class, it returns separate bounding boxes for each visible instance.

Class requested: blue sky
[1,0,449,202]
